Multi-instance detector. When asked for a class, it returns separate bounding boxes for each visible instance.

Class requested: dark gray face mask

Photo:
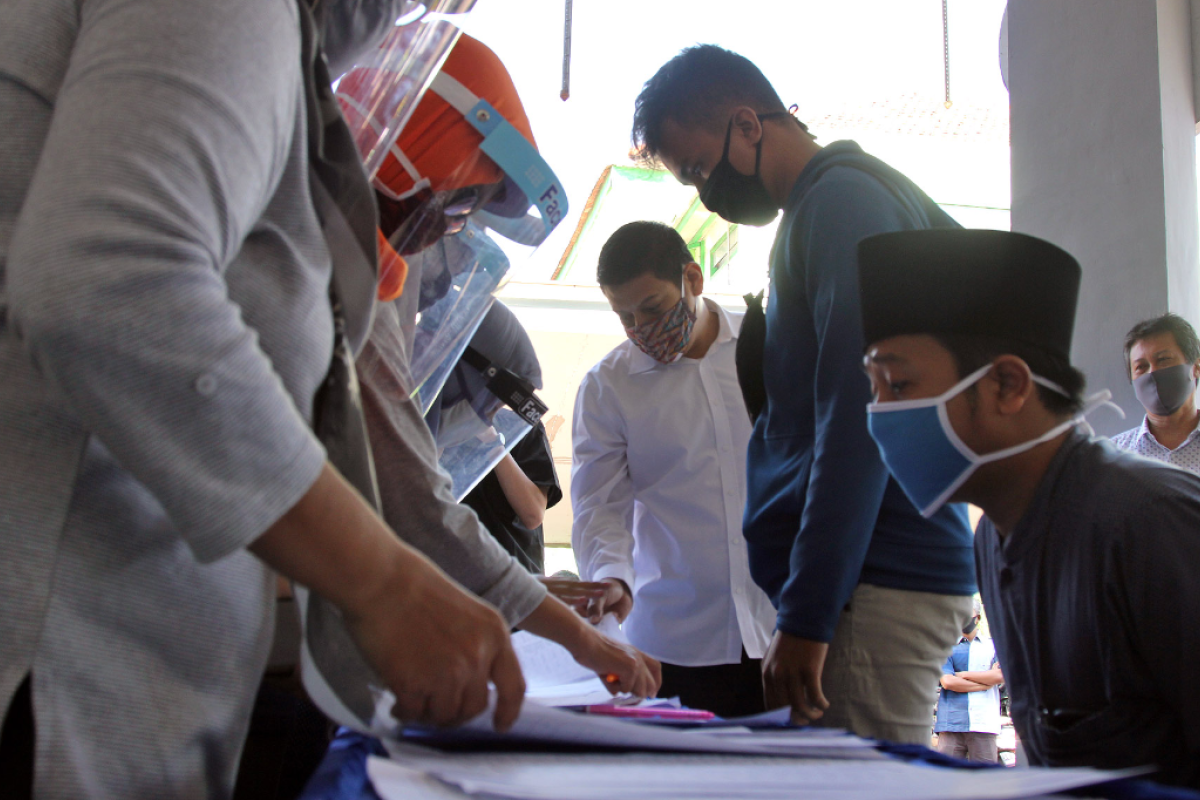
[1133,362,1197,416]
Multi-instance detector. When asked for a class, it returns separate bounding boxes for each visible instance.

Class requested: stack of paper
[396,693,879,758]
[368,748,1137,800]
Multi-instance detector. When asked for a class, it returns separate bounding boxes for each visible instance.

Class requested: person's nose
[632,310,661,328]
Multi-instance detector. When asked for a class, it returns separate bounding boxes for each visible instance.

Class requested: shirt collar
[1134,414,1200,450]
[627,298,737,375]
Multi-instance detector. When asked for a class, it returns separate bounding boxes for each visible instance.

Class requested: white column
[1009,0,1199,432]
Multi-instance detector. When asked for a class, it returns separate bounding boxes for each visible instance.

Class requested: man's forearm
[249,461,424,618]
[955,667,1003,686]
[941,675,989,692]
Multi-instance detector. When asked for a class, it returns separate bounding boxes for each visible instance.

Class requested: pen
[602,673,620,687]
[585,705,715,721]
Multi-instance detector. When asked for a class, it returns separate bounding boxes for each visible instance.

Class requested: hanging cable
[561,0,572,101]
[943,0,952,109]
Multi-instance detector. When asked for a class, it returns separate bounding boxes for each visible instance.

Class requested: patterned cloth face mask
[625,278,697,364]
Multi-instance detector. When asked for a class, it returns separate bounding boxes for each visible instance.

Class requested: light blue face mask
[867,364,1119,518]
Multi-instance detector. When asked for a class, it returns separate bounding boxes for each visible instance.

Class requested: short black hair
[1122,312,1200,381]
[933,332,1087,417]
[597,221,693,287]
[632,44,789,165]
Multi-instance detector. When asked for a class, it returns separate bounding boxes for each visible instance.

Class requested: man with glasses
[629,45,975,740]
[1112,313,1200,473]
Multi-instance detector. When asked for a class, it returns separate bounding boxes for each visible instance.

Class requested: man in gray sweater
[0,1,531,797]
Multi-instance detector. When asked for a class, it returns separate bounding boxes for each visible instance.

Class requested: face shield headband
[374,72,568,238]
[458,345,548,425]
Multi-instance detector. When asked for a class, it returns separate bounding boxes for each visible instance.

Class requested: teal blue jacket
[744,141,976,642]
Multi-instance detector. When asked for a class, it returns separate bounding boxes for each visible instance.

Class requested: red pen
[585,705,715,721]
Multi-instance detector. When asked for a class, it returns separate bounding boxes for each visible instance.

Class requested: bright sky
[455,0,1011,282]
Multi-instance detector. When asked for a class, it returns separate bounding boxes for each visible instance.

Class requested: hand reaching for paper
[575,627,662,700]
[540,576,633,623]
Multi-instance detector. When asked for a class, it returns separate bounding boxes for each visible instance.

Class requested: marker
[585,705,715,721]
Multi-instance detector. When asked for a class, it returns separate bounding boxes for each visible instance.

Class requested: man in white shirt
[1112,313,1200,473]
[567,221,776,717]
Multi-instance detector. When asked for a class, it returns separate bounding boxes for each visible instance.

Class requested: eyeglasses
[377,181,507,249]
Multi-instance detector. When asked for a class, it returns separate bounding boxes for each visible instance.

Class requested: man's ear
[729,106,764,146]
[988,355,1037,415]
[683,262,704,298]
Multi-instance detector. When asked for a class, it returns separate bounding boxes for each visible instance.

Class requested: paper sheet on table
[368,747,1142,800]
[392,694,879,758]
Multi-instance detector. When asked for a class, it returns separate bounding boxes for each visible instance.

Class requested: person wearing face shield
[631,44,975,741]
[0,1,534,797]
[431,302,561,575]
[859,229,1200,788]
[1111,314,1200,472]
[348,35,661,705]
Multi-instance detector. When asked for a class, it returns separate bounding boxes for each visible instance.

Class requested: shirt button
[194,373,218,397]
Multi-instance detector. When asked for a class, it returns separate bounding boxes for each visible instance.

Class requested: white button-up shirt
[1111,416,1200,474]
[571,301,775,667]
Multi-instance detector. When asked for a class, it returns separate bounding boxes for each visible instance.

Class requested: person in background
[934,600,1003,763]
[859,228,1200,788]
[630,44,975,740]
[0,1,525,797]
[463,421,561,575]
[1111,313,1200,472]
[566,221,776,719]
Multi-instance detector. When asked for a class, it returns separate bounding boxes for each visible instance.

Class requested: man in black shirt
[856,229,1200,788]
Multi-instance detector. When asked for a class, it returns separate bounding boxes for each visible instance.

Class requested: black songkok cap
[857,229,1081,362]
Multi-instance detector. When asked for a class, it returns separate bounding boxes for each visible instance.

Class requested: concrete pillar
[1009,0,1199,433]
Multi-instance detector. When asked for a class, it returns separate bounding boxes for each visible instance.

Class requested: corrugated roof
[807,93,1009,145]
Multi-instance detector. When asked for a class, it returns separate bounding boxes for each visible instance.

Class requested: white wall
[1010,0,1200,432]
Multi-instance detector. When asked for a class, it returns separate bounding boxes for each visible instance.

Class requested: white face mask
[866,364,1121,517]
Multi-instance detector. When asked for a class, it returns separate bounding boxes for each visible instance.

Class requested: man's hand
[343,552,525,731]
[518,593,659,698]
[762,630,830,725]
[250,463,525,732]
[540,577,633,623]
[573,628,662,699]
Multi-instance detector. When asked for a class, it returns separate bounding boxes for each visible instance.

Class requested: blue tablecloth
[298,729,1200,800]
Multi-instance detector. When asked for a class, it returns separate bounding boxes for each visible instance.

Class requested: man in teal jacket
[632,44,975,742]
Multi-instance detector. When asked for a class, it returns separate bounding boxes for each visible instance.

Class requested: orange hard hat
[338,33,536,202]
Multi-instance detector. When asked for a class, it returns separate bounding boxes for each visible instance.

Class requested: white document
[368,748,1141,800]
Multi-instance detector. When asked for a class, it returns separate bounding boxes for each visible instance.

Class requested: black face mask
[699,115,783,227]
[962,616,980,636]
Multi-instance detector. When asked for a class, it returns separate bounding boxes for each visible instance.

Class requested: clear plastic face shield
[333,1,477,183]
[426,345,549,500]
[339,32,567,405]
